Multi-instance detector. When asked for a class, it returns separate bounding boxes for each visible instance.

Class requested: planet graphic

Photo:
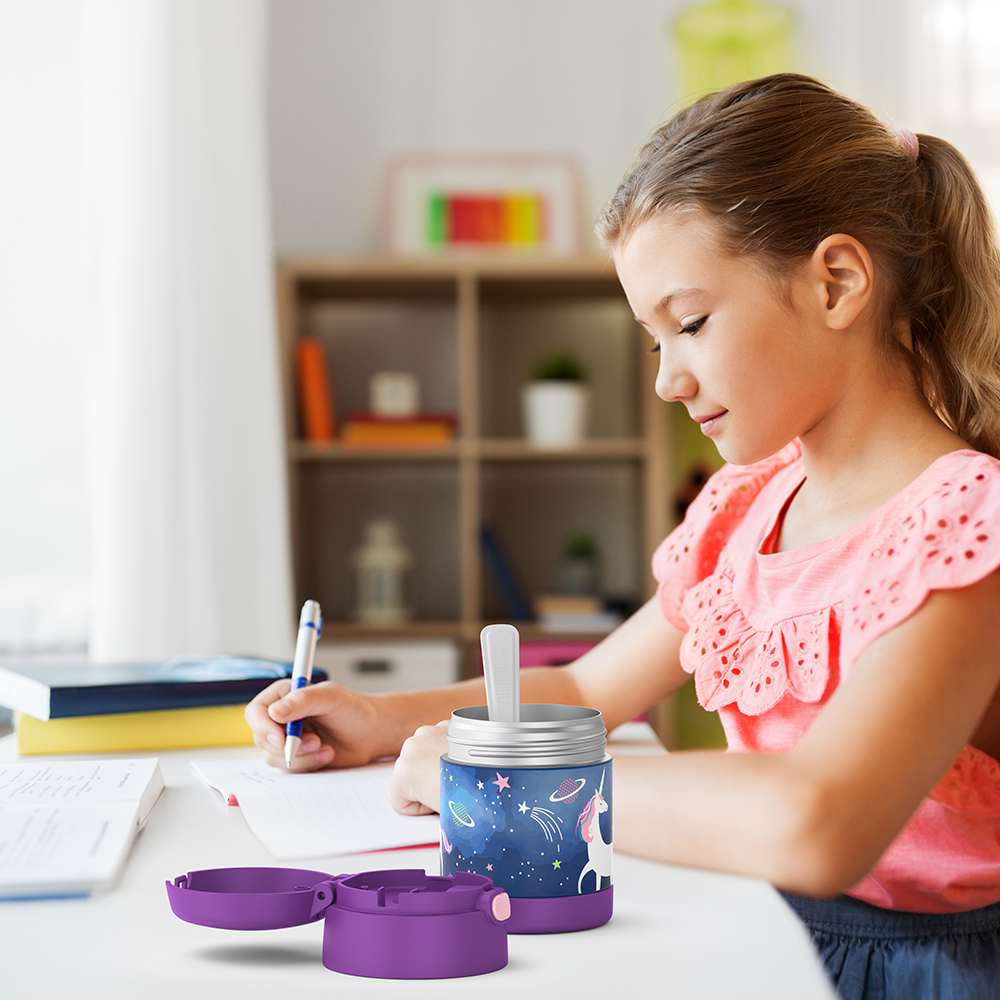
[549,777,586,803]
[448,800,475,827]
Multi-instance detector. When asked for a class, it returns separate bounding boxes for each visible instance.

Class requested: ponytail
[907,136,1000,457]
[597,74,1000,458]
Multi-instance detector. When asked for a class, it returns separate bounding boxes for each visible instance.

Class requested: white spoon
[480,624,520,723]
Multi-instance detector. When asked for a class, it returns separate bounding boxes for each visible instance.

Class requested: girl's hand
[244,679,384,772]
[390,721,448,815]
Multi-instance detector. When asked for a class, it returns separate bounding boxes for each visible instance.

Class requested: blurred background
[2,0,999,744]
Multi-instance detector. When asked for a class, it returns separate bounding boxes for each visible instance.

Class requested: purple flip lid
[166,866,509,979]
[165,866,334,930]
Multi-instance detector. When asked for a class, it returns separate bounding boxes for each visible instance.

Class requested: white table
[0,729,833,999]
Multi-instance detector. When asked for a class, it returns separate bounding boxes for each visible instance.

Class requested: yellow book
[15,703,255,755]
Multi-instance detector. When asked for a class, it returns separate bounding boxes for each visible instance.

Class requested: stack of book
[532,594,624,635]
[340,411,458,447]
[0,655,326,755]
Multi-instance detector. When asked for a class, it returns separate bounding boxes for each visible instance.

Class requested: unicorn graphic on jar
[575,767,612,893]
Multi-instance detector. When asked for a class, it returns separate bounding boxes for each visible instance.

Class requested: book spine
[480,526,531,620]
[295,337,336,441]
[47,680,301,719]
[15,704,255,754]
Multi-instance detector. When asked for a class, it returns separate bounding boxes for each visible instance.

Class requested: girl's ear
[806,234,874,330]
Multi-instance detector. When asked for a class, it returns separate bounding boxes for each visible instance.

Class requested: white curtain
[909,0,1000,211]
[84,0,294,660]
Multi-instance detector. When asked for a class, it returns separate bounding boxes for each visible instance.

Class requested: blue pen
[284,599,322,767]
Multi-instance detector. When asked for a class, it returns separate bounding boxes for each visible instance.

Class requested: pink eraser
[227,794,239,807]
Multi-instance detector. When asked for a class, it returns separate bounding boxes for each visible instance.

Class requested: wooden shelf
[475,437,647,461]
[319,621,466,641]
[289,440,461,462]
[277,255,674,682]
[318,621,619,644]
[289,437,647,463]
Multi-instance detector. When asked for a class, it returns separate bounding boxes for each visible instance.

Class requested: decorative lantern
[353,519,412,625]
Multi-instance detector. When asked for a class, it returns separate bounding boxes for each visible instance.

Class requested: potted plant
[559,530,599,594]
[522,350,590,447]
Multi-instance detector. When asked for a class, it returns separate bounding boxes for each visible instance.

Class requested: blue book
[481,525,531,620]
[0,655,327,721]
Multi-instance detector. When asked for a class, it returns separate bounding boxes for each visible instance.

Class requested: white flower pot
[522,381,590,447]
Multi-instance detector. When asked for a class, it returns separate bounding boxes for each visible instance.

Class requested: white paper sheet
[0,758,160,805]
[190,759,440,860]
[0,800,140,897]
[0,758,162,898]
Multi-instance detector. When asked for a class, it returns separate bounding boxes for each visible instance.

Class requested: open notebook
[191,759,439,860]
[0,757,163,899]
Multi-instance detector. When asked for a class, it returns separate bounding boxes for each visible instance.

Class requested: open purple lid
[165,866,335,930]
[166,866,510,979]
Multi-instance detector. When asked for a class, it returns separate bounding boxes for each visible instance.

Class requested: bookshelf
[276,255,674,684]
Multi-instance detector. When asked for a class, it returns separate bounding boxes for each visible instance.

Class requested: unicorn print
[575,767,612,893]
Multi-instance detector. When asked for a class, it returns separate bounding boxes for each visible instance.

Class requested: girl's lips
[696,410,727,435]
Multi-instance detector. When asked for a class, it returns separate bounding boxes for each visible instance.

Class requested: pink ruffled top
[653,440,1000,913]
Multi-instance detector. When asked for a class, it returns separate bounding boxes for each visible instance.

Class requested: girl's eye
[680,317,707,335]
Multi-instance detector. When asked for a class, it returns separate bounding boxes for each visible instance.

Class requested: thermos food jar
[440,703,612,934]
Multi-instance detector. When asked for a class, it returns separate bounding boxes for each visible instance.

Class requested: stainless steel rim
[446,704,607,767]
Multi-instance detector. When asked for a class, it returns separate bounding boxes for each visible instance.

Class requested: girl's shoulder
[841,448,1000,664]
[652,441,802,628]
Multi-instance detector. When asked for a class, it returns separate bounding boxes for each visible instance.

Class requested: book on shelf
[0,757,164,899]
[295,336,336,441]
[0,654,324,722]
[481,525,531,620]
[532,593,624,635]
[14,703,256,755]
[340,411,458,447]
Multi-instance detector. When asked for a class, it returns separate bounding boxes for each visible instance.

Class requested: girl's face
[613,211,853,467]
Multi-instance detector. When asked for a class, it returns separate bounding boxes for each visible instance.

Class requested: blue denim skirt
[781,892,1000,1000]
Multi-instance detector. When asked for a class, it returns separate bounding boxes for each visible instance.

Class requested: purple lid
[166,866,509,979]
[165,866,334,930]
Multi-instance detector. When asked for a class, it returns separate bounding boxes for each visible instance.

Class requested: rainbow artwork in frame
[385,154,583,254]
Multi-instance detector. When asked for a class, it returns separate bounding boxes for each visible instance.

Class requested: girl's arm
[246,594,688,771]
[612,569,1000,896]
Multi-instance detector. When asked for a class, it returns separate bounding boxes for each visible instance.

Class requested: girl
[247,75,1000,998]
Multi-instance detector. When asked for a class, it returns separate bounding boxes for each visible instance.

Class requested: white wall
[266,0,913,257]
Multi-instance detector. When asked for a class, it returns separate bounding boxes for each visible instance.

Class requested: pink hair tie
[896,127,919,163]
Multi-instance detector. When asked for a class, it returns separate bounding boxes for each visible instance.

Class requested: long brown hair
[596,74,1000,457]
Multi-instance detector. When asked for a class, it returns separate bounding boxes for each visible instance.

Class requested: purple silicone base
[506,886,613,934]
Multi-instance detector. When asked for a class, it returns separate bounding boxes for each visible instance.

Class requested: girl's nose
[655,352,697,403]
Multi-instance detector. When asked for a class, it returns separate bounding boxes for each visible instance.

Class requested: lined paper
[0,758,163,898]
[190,759,439,860]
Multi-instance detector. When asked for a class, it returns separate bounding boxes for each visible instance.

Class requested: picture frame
[384,153,584,255]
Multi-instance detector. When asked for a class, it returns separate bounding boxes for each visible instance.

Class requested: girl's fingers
[389,722,448,813]
[266,679,344,723]
[255,740,334,772]
[245,679,293,740]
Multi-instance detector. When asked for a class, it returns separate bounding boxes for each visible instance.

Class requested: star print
[448,774,453,781]
[486,863,493,871]
[518,801,528,814]
[492,772,510,792]
[552,860,561,869]
[477,781,484,790]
